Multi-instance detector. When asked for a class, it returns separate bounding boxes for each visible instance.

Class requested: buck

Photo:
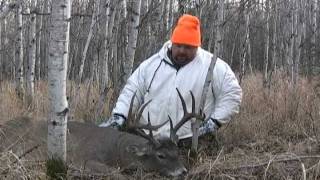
[0,89,204,177]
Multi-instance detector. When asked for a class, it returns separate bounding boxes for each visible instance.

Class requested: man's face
[171,43,198,66]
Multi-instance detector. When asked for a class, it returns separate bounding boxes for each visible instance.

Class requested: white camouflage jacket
[112,41,242,139]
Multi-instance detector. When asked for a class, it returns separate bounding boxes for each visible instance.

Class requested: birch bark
[263,0,270,86]
[27,0,37,104]
[123,0,141,84]
[15,1,24,99]
[36,3,43,81]
[47,0,71,165]
[214,0,224,57]
[311,0,317,74]
[78,0,100,83]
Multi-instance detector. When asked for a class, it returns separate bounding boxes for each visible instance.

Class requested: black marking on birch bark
[52,121,57,126]
[56,108,69,116]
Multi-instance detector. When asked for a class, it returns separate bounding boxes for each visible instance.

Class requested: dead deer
[0,89,204,177]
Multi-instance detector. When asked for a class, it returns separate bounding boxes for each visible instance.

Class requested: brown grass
[1,73,320,179]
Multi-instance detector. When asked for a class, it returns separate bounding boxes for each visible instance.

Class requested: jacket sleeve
[210,60,242,125]
[111,63,147,119]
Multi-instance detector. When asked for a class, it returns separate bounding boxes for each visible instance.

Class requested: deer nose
[168,167,188,177]
[181,167,187,175]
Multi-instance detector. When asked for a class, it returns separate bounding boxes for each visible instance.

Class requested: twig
[301,163,306,180]
[4,130,33,152]
[17,144,40,160]
[213,147,224,165]
[1,144,40,175]
[263,155,277,180]
[221,173,236,180]
[229,155,320,170]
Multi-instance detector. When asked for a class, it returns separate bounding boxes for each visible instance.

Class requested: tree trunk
[78,0,100,83]
[100,0,112,91]
[36,3,43,81]
[41,0,50,81]
[263,0,270,87]
[95,0,117,119]
[267,0,278,86]
[293,0,303,85]
[122,0,142,86]
[168,0,173,33]
[214,0,224,57]
[289,1,296,84]
[15,2,24,100]
[26,0,37,105]
[310,0,317,75]
[239,7,250,84]
[47,0,71,177]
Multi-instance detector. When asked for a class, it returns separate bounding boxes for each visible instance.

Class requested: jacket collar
[158,41,173,64]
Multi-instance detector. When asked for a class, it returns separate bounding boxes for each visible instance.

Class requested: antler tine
[176,88,187,115]
[127,91,137,126]
[172,89,205,135]
[169,115,179,144]
[135,100,152,124]
[134,129,160,147]
[172,89,192,133]
[134,112,161,147]
[135,120,168,131]
[147,112,153,138]
[191,90,195,113]
[168,115,174,135]
[127,99,168,131]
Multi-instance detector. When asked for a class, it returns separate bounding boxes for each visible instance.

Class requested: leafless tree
[47,0,71,177]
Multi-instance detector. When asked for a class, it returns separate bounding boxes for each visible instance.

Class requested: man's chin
[175,58,189,64]
[176,60,190,65]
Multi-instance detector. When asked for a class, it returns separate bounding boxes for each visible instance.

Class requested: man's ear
[126,145,148,156]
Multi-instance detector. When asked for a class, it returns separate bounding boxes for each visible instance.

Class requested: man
[100,14,242,140]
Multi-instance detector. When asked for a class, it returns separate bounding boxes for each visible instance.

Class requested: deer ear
[126,145,148,156]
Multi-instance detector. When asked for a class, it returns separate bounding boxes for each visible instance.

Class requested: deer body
[1,117,186,176]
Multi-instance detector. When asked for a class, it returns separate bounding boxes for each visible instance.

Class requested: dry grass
[0,73,320,179]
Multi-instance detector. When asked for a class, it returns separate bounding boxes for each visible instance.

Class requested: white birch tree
[95,0,118,119]
[293,0,303,85]
[289,1,296,84]
[26,0,37,105]
[99,0,116,91]
[263,0,270,86]
[36,2,43,81]
[78,0,100,83]
[15,1,24,99]
[214,0,224,57]
[270,0,278,74]
[311,0,317,73]
[239,6,251,84]
[47,0,71,177]
[123,0,142,85]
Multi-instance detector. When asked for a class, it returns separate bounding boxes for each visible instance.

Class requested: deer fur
[0,116,187,177]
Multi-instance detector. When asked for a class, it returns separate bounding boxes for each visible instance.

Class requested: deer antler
[124,92,167,147]
[170,88,205,143]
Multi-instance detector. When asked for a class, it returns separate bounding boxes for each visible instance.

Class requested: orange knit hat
[171,14,201,47]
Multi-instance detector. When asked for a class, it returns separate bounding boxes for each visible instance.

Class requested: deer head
[122,89,204,176]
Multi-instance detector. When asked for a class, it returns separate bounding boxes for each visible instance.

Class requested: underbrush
[0,73,320,179]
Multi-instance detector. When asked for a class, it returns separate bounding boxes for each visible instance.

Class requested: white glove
[99,114,125,129]
[199,118,221,136]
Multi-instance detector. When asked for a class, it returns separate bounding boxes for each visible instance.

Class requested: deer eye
[156,152,166,159]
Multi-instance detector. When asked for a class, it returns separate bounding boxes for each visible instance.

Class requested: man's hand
[199,118,220,136]
[99,114,125,129]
